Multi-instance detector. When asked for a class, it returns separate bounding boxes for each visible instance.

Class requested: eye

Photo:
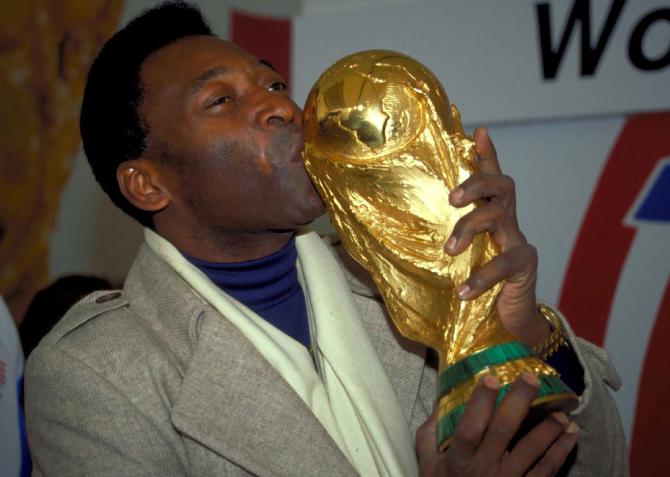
[268,81,287,92]
[207,96,233,108]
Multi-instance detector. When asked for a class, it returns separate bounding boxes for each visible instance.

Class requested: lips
[267,127,304,166]
[288,134,305,164]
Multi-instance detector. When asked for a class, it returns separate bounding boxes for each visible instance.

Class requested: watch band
[533,303,569,360]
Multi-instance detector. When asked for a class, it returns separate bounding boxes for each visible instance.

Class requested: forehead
[140,35,259,97]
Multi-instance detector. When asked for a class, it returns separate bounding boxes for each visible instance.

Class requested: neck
[155,220,295,263]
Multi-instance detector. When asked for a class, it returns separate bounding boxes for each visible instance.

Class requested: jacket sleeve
[24,343,187,477]
[559,311,631,477]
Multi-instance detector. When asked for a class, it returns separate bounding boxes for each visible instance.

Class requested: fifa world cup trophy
[302,50,577,451]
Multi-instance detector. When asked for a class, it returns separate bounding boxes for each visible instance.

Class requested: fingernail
[456,284,470,299]
[566,422,579,434]
[551,412,569,426]
[451,187,464,202]
[482,375,500,389]
[446,236,457,252]
[521,372,539,386]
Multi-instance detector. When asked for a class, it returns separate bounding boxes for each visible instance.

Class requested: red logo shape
[559,112,670,476]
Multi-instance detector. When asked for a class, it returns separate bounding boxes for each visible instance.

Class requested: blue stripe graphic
[634,163,670,222]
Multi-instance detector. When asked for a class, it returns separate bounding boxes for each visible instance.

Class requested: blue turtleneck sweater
[182,238,311,349]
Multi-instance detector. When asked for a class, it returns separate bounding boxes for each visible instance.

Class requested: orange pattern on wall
[0,0,124,321]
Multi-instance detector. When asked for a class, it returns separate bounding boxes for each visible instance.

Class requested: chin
[280,177,327,224]
[297,206,326,226]
[293,197,326,227]
[308,192,327,217]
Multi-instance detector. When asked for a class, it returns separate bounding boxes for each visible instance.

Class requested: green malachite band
[436,375,573,447]
[437,342,535,399]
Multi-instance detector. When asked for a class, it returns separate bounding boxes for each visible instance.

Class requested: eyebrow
[188,66,231,99]
[258,59,277,72]
[188,59,279,99]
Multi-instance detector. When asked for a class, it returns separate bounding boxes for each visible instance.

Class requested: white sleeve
[0,296,26,477]
[0,297,24,376]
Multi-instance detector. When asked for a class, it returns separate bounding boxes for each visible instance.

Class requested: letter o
[629,9,670,71]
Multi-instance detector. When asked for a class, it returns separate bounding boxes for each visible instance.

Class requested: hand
[416,374,579,477]
[445,128,549,347]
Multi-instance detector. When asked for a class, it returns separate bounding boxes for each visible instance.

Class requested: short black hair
[80,1,213,226]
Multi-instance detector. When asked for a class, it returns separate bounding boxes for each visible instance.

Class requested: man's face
[138,36,325,237]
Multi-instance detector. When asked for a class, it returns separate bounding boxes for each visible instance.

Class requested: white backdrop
[293,0,670,123]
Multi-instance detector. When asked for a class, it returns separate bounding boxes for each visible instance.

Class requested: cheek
[203,136,257,178]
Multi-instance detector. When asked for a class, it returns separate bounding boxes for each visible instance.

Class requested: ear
[117,160,170,213]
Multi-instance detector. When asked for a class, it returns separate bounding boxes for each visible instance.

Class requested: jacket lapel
[127,243,355,476]
[170,308,356,477]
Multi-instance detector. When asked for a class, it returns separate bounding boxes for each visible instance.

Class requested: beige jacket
[25,242,629,476]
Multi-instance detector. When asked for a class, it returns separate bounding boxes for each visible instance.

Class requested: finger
[447,375,500,462]
[415,406,440,476]
[473,128,502,175]
[445,202,525,257]
[475,373,539,462]
[527,422,580,477]
[456,245,537,300]
[449,173,515,211]
[501,413,569,475]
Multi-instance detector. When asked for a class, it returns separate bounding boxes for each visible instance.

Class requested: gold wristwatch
[533,303,569,360]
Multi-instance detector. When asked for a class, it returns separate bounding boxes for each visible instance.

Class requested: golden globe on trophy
[301,50,578,451]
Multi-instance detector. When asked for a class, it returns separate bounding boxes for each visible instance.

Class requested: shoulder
[36,289,134,355]
[26,290,137,378]
[24,285,195,432]
[32,242,198,372]
[26,285,181,390]
[25,242,208,399]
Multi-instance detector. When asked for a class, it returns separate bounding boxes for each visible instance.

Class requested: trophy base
[437,383,578,452]
[435,341,578,452]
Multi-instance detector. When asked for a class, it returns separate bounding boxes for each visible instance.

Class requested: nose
[252,89,300,128]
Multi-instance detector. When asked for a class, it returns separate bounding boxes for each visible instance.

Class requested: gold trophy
[302,50,577,451]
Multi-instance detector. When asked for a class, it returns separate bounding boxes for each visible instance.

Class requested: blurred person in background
[0,295,30,477]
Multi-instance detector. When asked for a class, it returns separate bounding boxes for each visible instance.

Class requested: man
[25,2,628,476]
